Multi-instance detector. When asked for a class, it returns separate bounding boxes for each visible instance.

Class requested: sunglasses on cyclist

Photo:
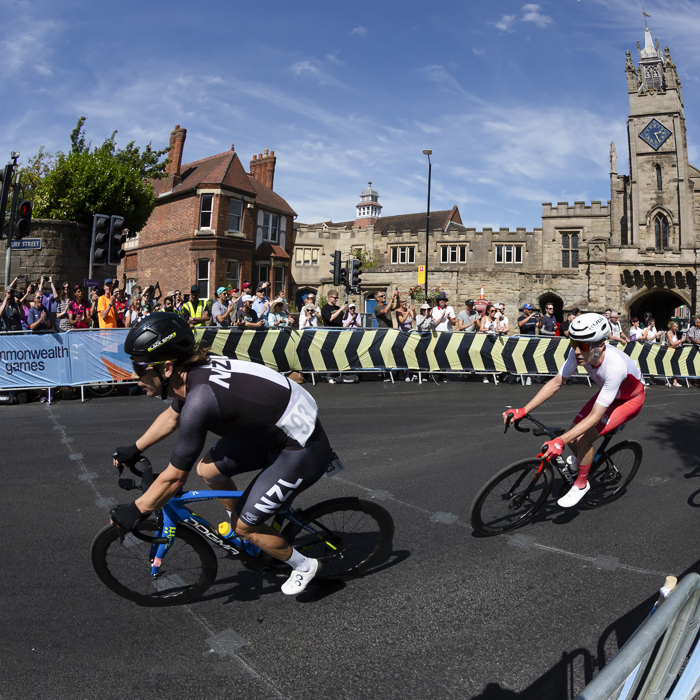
[569,340,590,352]
[132,360,169,378]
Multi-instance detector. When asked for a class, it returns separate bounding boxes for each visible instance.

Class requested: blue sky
[2,0,700,229]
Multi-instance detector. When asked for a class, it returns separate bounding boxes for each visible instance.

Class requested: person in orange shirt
[97,279,119,328]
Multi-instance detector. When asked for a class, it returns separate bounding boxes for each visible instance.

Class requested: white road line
[333,474,671,579]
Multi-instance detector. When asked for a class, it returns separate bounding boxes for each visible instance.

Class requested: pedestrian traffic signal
[330,250,342,287]
[339,260,349,289]
[91,214,110,266]
[14,200,32,239]
[108,215,126,265]
[350,257,362,288]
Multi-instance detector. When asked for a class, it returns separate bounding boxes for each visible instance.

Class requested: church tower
[617,23,695,251]
[354,182,382,229]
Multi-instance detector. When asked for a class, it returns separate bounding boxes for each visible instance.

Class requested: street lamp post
[422,149,432,300]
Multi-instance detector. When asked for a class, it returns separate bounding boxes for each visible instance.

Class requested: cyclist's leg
[197,438,269,514]
[232,420,333,562]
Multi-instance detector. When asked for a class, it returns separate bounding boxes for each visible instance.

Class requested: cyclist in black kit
[110,313,332,595]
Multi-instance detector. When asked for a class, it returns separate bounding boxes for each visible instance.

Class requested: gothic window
[644,66,663,91]
[654,214,669,250]
[561,232,579,268]
[655,165,662,191]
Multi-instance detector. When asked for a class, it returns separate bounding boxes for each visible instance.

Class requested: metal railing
[575,574,700,700]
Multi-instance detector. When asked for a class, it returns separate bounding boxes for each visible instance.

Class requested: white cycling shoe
[281,558,320,596]
[557,482,590,508]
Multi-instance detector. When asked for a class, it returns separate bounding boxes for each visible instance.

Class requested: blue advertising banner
[0,330,132,389]
[0,333,71,388]
[69,330,132,384]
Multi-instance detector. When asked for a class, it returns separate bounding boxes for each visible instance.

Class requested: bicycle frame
[504,413,624,492]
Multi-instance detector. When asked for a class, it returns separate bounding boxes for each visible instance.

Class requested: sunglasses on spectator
[569,340,590,352]
[132,360,169,378]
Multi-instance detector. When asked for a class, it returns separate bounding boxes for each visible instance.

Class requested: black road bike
[470,413,642,536]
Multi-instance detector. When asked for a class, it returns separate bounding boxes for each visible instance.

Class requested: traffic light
[330,250,341,286]
[91,214,110,266]
[350,257,362,289]
[14,200,32,238]
[339,260,348,289]
[108,215,126,265]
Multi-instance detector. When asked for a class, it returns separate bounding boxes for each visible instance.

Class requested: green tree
[30,117,170,232]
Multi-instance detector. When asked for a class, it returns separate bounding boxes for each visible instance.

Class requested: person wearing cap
[268,299,294,328]
[431,293,456,332]
[457,299,479,333]
[236,294,265,328]
[252,282,271,326]
[211,287,234,328]
[97,279,119,329]
[416,302,434,332]
[343,302,362,328]
[237,282,253,310]
[517,303,542,335]
[182,285,210,327]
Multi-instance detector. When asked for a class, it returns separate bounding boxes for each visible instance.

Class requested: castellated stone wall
[0,219,117,289]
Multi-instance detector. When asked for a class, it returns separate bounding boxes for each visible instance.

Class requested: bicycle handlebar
[504,412,530,435]
[114,457,170,544]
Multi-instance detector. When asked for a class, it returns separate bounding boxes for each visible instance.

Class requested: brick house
[117,126,296,300]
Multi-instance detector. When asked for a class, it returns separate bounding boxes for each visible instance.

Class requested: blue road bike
[91,459,394,607]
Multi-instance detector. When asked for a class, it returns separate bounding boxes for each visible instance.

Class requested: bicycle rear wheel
[582,440,642,509]
[283,497,394,581]
[470,459,554,536]
[90,522,218,607]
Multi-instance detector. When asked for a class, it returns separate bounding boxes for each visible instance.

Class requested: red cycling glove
[506,407,528,424]
[541,437,565,458]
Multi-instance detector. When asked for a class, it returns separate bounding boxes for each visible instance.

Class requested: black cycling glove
[110,502,148,531]
[113,444,142,468]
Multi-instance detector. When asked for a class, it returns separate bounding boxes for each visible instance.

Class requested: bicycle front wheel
[470,459,554,536]
[90,522,218,607]
[284,497,394,581]
[583,440,642,509]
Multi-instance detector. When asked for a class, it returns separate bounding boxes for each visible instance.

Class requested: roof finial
[368,181,372,187]
[643,7,650,29]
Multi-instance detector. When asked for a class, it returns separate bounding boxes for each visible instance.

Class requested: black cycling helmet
[124,312,195,363]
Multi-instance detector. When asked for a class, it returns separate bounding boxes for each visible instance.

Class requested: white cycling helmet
[568,313,611,343]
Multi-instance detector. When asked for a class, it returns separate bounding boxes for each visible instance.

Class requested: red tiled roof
[155,150,296,216]
[255,243,290,259]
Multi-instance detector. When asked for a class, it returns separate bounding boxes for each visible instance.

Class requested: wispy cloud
[350,26,367,37]
[521,4,553,28]
[472,48,485,56]
[290,58,348,88]
[495,14,517,32]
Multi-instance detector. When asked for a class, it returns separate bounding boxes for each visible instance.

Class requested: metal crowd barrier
[576,574,700,700]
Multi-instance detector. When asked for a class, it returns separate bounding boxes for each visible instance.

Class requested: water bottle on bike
[218,522,261,556]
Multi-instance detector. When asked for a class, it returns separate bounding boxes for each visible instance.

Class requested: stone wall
[0,219,117,290]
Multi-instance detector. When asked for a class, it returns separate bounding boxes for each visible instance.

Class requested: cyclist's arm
[135,463,189,513]
[134,406,180,452]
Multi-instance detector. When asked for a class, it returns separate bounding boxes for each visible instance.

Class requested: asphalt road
[2,378,700,700]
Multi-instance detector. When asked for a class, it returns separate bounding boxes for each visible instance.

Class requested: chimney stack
[166,125,187,185]
[249,148,277,191]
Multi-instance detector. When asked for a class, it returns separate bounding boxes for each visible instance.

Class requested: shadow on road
[470,552,700,699]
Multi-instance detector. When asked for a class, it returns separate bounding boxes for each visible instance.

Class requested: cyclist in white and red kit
[503,313,645,508]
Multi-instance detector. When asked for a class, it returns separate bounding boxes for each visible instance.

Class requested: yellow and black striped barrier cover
[194,328,700,378]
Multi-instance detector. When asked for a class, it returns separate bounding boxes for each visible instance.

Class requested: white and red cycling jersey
[559,343,644,407]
